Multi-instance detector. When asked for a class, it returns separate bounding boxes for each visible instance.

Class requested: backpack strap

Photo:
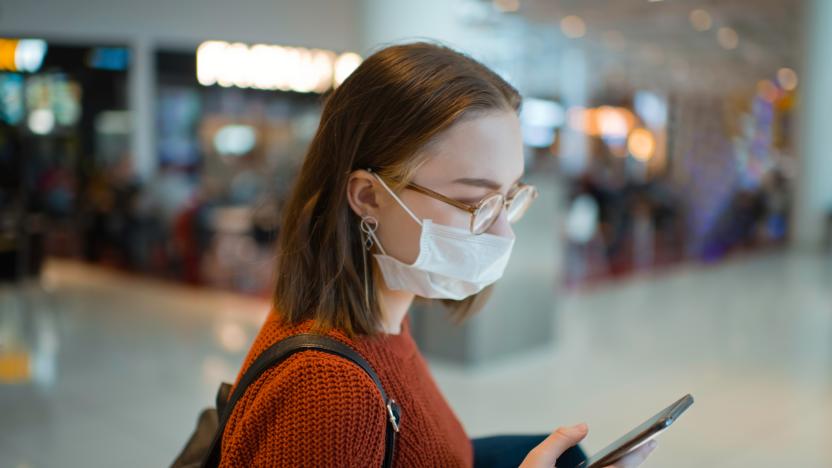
[202,333,401,468]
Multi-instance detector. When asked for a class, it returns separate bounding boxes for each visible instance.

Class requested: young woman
[218,41,656,468]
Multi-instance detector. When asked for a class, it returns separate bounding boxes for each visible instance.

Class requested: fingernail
[648,440,658,450]
[575,423,588,431]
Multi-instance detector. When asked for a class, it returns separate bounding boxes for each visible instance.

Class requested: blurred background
[0,0,830,466]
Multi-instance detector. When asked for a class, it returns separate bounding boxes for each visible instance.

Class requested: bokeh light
[689,9,713,32]
[777,67,799,91]
[628,128,656,161]
[717,27,740,50]
[561,15,586,39]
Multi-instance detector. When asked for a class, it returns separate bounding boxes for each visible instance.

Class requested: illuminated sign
[196,41,361,93]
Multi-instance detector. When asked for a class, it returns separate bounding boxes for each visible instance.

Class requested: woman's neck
[377,282,415,335]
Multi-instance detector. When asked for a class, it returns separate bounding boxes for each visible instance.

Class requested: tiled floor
[1,250,830,467]
[432,250,832,467]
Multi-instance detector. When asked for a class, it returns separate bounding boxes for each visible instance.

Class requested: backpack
[171,333,401,468]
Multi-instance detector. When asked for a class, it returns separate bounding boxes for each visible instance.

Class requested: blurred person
[0,120,24,280]
[79,152,143,268]
[703,186,766,260]
[216,42,656,468]
[133,163,195,273]
[761,169,790,241]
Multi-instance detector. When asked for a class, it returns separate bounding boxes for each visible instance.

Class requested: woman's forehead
[414,111,524,187]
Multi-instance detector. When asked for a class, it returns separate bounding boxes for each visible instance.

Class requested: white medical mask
[368,174,515,300]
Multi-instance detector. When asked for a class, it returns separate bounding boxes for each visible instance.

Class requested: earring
[360,215,379,251]
[359,215,379,314]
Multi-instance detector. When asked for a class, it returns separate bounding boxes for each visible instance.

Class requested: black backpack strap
[202,333,401,468]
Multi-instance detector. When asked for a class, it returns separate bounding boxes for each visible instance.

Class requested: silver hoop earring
[359,215,379,314]
[360,215,379,251]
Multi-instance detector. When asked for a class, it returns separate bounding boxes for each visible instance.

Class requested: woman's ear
[347,169,381,218]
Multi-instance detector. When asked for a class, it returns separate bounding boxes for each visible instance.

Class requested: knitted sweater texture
[218,312,473,467]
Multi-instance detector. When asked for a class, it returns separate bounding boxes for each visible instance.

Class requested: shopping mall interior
[1,0,830,467]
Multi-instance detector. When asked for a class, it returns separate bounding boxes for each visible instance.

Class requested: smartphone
[577,393,694,468]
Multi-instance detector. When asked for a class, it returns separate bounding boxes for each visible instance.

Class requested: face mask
[368,174,515,300]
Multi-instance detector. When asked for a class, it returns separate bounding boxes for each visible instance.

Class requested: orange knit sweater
[218,312,473,467]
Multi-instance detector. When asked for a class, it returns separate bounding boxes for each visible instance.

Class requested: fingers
[520,424,590,468]
[536,423,590,461]
[607,440,658,468]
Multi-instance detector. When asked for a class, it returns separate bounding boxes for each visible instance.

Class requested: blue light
[88,48,130,71]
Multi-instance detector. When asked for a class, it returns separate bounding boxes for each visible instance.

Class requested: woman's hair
[273,40,522,337]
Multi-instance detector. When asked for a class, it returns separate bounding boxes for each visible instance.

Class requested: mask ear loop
[368,170,423,227]
[359,215,380,314]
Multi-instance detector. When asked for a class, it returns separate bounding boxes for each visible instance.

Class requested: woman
[218,41,656,468]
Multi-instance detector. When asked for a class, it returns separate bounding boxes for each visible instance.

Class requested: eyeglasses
[404,180,538,235]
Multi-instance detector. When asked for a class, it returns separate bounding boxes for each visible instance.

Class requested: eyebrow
[452,175,523,191]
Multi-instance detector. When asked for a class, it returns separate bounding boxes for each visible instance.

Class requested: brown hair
[273,40,522,337]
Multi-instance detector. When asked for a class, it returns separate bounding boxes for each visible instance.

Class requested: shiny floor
[1,250,830,468]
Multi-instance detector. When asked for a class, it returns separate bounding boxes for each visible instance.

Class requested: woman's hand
[519,423,657,468]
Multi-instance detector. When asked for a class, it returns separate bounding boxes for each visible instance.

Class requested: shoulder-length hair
[273,40,522,337]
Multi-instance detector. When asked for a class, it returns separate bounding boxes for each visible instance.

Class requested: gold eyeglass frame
[404,181,539,234]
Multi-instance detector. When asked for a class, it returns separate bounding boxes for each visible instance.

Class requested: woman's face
[374,109,525,264]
